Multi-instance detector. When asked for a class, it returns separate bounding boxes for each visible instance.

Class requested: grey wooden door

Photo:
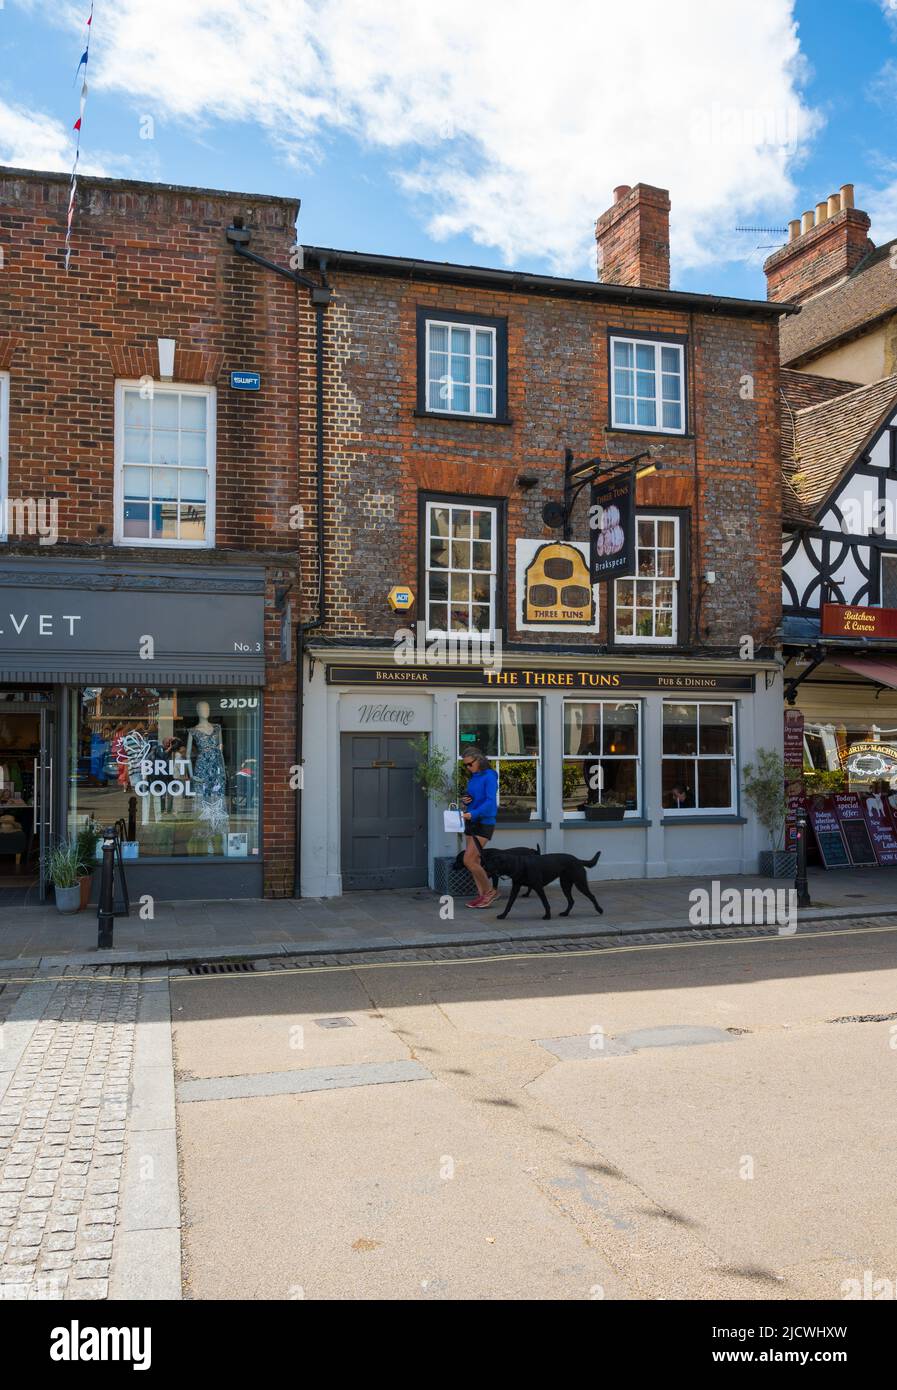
[340,734,428,890]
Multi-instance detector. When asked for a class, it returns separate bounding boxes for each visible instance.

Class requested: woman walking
[461,746,499,908]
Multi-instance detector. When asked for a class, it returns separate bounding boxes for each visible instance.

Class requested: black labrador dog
[478,847,603,921]
[453,844,540,896]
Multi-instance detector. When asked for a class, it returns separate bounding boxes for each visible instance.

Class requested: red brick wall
[595,184,671,290]
[300,271,782,654]
[0,169,302,896]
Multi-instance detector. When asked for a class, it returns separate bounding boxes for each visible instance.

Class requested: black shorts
[465,821,494,842]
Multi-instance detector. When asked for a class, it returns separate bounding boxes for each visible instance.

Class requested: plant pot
[759,850,797,879]
[54,884,81,914]
[433,854,478,897]
[583,805,625,822]
[78,874,93,911]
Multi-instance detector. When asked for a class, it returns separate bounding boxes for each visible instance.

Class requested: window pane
[663,704,697,755]
[471,605,491,632]
[663,759,695,808]
[616,578,634,604]
[451,383,470,413]
[428,380,446,410]
[459,702,498,757]
[635,343,655,371]
[636,397,656,426]
[474,511,493,539]
[475,386,493,415]
[180,469,208,503]
[564,702,602,756]
[475,355,493,385]
[151,431,179,466]
[179,503,206,542]
[123,466,149,500]
[180,431,206,466]
[614,368,632,396]
[498,702,540,756]
[152,394,178,429]
[563,757,638,813]
[604,703,638,755]
[636,371,655,399]
[123,391,149,427]
[451,327,470,355]
[471,573,491,603]
[180,395,207,429]
[450,572,470,602]
[657,519,676,548]
[661,373,681,401]
[475,330,493,357]
[430,506,450,537]
[615,608,634,636]
[452,353,471,384]
[124,429,150,464]
[471,541,492,572]
[699,704,734,755]
[615,395,634,424]
[495,759,537,821]
[613,340,633,368]
[660,346,680,374]
[452,510,472,538]
[429,324,449,352]
[449,606,470,631]
[428,571,448,601]
[122,502,149,538]
[429,602,447,631]
[656,550,675,577]
[450,540,471,568]
[655,609,673,638]
[152,467,178,501]
[697,760,732,809]
[151,501,178,540]
[429,538,449,569]
[662,401,682,430]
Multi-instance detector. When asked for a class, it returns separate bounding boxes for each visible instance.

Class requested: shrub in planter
[743,749,797,878]
[47,840,83,914]
[581,794,626,822]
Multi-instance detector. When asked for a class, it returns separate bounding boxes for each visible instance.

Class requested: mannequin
[186,700,228,850]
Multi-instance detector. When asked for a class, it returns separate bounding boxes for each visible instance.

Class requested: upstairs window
[417,309,508,421]
[424,499,497,636]
[614,515,680,644]
[114,382,215,548]
[610,335,685,434]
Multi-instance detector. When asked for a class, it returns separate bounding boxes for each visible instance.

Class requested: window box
[582,803,626,822]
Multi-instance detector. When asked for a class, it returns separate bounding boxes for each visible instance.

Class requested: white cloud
[0,98,81,172]
[42,0,820,277]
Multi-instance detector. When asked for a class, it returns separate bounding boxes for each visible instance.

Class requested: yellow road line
[0,920,895,990]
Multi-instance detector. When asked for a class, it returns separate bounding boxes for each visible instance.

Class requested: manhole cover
[187,961,257,976]
[314,1016,356,1029]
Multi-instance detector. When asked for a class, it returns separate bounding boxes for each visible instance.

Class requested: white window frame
[425,499,498,638]
[425,319,497,419]
[610,335,685,435]
[662,700,737,816]
[0,373,9,542]
[614,514,680,645]
[562,699,642,818]
[113,380,216,549]
[457,698,542,821]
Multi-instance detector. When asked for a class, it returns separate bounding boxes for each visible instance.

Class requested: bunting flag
[64,5,93,271]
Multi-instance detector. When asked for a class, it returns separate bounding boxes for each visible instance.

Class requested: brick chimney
[595,183,671,290]
[763,183,873,304]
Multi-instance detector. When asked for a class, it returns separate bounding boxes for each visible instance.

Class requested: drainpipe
[225,222,330,898]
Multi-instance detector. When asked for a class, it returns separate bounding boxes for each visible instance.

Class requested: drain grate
[830,1011,897,1024]
[187,961,258,976]
[313,1016,356,1029]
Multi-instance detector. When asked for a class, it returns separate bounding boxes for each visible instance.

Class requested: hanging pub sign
[518,541,595,629]
[589,473,635,582]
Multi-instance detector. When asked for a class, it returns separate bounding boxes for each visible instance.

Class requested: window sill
[561,817,651,828]
[109,854,263,864]
[491,820,551,829]
[660,815,746,825]
[414,410,513,427]
[605,427,694,440]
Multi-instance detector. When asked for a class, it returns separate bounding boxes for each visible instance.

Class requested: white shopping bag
[443,804,465,834]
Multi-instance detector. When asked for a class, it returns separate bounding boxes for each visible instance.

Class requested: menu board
[833,792,877,866]
[861,793,897,865]
[784,792,806,853]
[807,798,850,868]
[783,709,805,769]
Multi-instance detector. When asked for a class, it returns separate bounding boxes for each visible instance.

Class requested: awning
[830,656,897,690]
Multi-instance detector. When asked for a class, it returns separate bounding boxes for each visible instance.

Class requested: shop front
[0,556,268,901]
[300,649,783,896]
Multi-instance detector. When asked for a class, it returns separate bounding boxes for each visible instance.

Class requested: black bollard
[96,824,116,949]
[795,806,811,909]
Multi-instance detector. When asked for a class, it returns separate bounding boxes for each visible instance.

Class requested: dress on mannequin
[187,709,228,842]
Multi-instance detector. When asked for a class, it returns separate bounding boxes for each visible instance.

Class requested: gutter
[226,221,331,899]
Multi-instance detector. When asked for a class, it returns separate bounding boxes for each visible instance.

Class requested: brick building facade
[297,184,789,895]
[0,168,305,901]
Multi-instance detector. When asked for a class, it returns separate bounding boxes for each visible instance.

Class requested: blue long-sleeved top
[464,766,498,824]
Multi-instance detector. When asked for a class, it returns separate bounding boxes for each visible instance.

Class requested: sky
[1,0,895,300]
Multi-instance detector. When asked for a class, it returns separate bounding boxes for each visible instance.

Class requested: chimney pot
[613,184,631,205]
[827,193,841,218]
[801,210,814,235]
[840,182,855,209]
[764,183,872,304]
[788,219,801,242]
[815,201,828,226]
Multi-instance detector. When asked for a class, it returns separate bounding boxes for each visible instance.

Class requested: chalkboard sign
[862,794,897,865]
[841,817,877,866]
[808,799,850,868]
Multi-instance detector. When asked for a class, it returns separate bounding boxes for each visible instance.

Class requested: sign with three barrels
[518,541,596,629]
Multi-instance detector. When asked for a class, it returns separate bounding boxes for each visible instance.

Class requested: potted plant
[74,819,99,911]
[742,749,798,878]
[410,736,474,894]
[47,839,84,914]
[581,794,626,822]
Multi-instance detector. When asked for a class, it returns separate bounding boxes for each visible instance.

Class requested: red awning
[831,657,897,690]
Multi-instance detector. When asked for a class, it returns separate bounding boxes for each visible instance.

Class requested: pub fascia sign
[327,665,754,692]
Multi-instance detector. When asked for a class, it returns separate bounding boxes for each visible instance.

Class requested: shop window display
[562,700,641,816]
[67,687,261,859]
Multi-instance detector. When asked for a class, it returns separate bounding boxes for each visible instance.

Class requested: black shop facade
[0,556,268,902]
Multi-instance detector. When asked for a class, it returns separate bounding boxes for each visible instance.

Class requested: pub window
[114,381,216,548]
[425,500,497,636]
[563,700,641,818]
[457,699,541,821]
[881,553,897,608]
[0,372,8,542]
[662,701,736,813]
[610,335,685,434]
[614,515,679,644]
[417,309,508,421]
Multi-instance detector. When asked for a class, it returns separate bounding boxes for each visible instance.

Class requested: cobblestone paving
[0,966,140,1300]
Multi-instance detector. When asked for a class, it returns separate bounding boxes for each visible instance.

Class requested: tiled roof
[780,372,897,523]
[780,242,897,366]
